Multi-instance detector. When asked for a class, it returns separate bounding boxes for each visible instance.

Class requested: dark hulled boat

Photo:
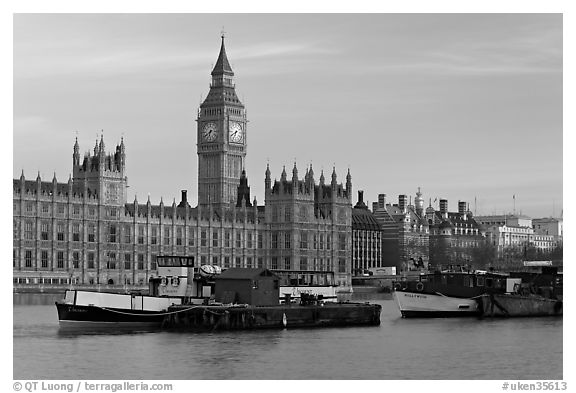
[55,290,183,329]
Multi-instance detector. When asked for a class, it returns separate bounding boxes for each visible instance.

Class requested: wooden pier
[161,302,382,331]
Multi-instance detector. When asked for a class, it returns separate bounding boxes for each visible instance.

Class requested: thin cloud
[345,25,561,76]
[13,115,49,130]
[233,41,337,60]
[15,39,336,80]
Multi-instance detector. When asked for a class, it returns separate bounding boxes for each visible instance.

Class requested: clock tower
[197,35,247,210]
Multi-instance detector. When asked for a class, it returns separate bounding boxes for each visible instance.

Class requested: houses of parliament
[12,37,355,290]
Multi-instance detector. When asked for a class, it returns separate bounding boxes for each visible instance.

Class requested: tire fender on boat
[554,300,562,314]
[416,282,424,292]
[394,283,402,291]
[171,277,180,287]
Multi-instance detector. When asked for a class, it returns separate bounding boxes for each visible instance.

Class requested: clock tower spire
[197,35,247,210]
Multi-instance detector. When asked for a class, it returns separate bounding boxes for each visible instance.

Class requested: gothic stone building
[12,37,353,290]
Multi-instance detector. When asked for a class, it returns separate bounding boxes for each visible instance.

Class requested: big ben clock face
[229,122,244,143]
[202,122,218,142]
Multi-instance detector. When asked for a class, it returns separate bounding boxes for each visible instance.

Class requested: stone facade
[264,164,353,287]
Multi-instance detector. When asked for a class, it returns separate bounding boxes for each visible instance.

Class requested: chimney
[399,194,407,212]
[372,202,378,212]
[354,190,368,210]
[378,194,386,208]
[459,201,467,220]
[178,190,190,208]
[439,199,448,219]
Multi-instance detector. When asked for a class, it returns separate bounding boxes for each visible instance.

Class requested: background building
[372,190,430,273]
[427,200,484,267]
[532,217,563,239]
[476,215,560,260]
[351,191,383,276]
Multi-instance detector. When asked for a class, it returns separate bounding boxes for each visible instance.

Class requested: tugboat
[55,256,216,328]
[393,264,563,318]
[392,267,508,318]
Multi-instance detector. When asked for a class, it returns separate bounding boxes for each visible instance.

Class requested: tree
[469,241,498,269]
[549,243,563,262]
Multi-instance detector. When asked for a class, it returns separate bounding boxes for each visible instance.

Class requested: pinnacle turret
[265,163,271,191]
[211,35,234,76]
[73,137,80,166]
[346,168,352,199]
[99,134,105,154]
[331,167,337,188]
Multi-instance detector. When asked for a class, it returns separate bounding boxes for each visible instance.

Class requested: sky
[12,13,563,218]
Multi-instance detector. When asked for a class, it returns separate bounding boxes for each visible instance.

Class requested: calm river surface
[13,293,562,380]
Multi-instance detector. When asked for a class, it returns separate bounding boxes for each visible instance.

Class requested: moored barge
[56,256,381,330]
[162,299,382,331]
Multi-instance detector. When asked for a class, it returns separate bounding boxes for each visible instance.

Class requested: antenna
[474,196,477,216]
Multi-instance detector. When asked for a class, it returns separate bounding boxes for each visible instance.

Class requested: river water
[13,293,562,380]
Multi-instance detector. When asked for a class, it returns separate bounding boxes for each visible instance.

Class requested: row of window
[16,202,118,218]
[16,221,267,248]
[13,250,348,273]
[354,231,382,239]
[269,206,345,222]
[14,276,145,286]
[270,232,347,251]
[14,250,153,270]
[17,220,350,252]
[453,228,480,235]
[353,249,381,259]
[202,106,242,116]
